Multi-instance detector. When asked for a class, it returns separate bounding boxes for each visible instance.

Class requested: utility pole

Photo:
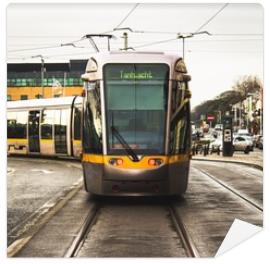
[32,55,45,98]
[177,34,192,60]
[123,32,128,51]
[41,57,45,98]
[177,31,211,60]
[63,72,67,97]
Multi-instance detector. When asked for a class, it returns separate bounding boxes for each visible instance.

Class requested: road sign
[207,115,215,121]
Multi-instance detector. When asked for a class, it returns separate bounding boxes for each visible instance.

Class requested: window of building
[7,95,12,101]
[35,94,43,99]
[20,95,28,100]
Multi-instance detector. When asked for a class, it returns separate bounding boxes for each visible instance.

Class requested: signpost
[222,115,234,157]
[207,115,215,129]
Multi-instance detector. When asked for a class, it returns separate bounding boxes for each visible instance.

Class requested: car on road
[233,136,251,154]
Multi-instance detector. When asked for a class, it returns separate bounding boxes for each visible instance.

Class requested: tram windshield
[104,63,169,155]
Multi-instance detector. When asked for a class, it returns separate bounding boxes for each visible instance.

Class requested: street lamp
[214,110,222,124]
[31,55,45,98]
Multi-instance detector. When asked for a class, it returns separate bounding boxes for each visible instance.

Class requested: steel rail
[169,206,200,258]
[64,204,100,257]
[195,167,263,212]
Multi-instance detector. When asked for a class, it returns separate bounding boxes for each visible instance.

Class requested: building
[7,60,87,101]
[231,90,263,135]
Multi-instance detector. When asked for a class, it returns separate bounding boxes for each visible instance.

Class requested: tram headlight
[148,158,163,166]
[109,158,124,166]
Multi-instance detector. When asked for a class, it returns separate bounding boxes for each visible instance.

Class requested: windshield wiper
[111,125,139,162]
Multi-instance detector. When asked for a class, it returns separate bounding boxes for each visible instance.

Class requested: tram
[7,51,192,196]
[81,51,192,196]
[7,96,82,158]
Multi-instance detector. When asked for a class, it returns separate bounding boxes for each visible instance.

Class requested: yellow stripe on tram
[82,153,190,168]
[7,138,28,143]
[72,140,82,145]
[40,139,53,144]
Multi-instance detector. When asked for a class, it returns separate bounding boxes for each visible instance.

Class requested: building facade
[231,90,263,135]
[7,60,87,101]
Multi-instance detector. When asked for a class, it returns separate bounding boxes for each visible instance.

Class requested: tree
[232,75,262,98]
[191,75,263,126]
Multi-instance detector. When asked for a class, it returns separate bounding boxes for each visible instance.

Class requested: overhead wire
[114,3,140,29]
[132,37,178,49]
[7,3,263,59]
[195,3,229,32]
[7,37,86,53]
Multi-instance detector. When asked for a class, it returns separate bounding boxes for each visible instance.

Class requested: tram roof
[7,96,83,110]
[88,51,182,66]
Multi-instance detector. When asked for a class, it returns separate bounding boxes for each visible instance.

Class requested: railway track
[64,200,199,258]
[168,205,199,257]
[64,203,100,257]
[194,167,263,212]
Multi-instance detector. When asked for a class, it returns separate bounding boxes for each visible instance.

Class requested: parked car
[214,124,223,131]
[237,129,251,136]
[233,136,251,154]
[253,135,263,148]
[234,133,254,151]
[258,136,263,149]
[210,137,223,153]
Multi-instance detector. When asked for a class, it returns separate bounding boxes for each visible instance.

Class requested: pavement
[192,148,263,170]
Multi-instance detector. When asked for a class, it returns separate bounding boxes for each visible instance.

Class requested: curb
[7,178,83,257]
[192,157,263,171]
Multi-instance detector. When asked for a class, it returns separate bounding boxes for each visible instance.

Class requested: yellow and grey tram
[81,51,192,196]
[7,96,82,158]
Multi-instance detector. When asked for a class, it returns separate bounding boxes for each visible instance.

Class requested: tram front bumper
[82,160,189,196]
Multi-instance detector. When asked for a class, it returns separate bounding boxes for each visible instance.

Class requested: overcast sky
[6,3,263,107]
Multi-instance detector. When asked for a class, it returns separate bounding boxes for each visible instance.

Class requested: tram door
[54,109,68,154]
[28,110,40,153]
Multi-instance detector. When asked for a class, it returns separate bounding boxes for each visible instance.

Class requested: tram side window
[41,110,54,139]
[74,107,81,140]
[172,81,187,113]
[7,111,27,139]
[83,81,102,153]
[170,104,190,154]
[54,109,68,141]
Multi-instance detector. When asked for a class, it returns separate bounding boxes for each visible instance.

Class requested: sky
[6,3,263,108]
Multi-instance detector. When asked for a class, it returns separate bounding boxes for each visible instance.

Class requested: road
[7,157,263,257]
[7,157,82,245]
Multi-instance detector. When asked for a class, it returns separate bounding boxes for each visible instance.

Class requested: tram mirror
[182,74,191,82]
[85,82,96,91]
[175,58,187,73]
[184,89,192,99]
[81,73,89,81]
